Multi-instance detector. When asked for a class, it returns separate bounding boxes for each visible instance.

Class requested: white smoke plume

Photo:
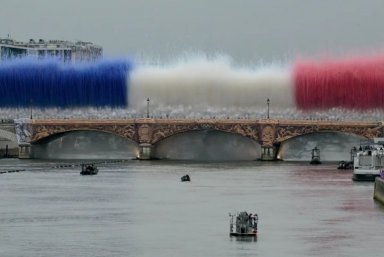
[129,54,294,111]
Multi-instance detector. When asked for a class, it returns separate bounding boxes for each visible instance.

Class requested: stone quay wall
[373,177,384,205]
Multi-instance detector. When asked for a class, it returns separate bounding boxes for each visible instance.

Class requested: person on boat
[253,214,258,230]
[248,213,253,226]
[86,164,94,172]
[181,174,190,182]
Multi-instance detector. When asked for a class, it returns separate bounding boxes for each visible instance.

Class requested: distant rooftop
[0,36,103,62]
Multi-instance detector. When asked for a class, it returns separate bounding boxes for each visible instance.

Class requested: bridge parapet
[275,120,383,143]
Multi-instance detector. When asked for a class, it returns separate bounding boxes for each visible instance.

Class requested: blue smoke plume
[0,58,132,108]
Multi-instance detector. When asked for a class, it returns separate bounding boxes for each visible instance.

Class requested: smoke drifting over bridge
[293,54,384,110]
[1,52,384,112]
[0,58,131,108]
[129,56,293,110]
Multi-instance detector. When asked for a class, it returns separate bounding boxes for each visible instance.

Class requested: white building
[0,37,102,62]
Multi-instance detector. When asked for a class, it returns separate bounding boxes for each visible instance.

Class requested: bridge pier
[260,146,276,161]
[18,143,32,159]
[138,143,153,160]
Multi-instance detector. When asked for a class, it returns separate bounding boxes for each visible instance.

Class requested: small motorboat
[181,174,190,182]
[80,164,98,175]
[337,160,353,169]
[229,211,258,237]
[337,147,356,169]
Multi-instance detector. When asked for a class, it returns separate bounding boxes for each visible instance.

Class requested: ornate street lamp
[267,98,270,119]
[30,98,33,119]
[146,98,150,118]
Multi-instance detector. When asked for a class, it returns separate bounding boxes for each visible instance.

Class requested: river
[0,159,383,257]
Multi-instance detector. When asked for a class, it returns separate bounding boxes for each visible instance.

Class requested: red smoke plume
[293,55,384,110]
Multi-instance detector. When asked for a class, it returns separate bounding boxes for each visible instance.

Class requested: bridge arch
[30,124,138,144]
[149,123,260,145]
[152,129,261,161]
[275,125,378,144]
[277,131,366,161]
[33,128,137,144]
[32,129,139,159]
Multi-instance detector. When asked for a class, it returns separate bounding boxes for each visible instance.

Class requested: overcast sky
[1,0,384,64]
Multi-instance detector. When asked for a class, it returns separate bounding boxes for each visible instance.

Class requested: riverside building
[0,37,102,62]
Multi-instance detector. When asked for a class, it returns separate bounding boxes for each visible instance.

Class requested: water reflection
[0,160,383,257]
[230,236,257,242]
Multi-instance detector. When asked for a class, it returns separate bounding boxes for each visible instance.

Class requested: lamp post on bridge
[30,98,33,120]
[267,98,270,119]
[146,98,150,118]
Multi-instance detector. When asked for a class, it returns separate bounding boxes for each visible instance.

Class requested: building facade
[0,37,102,62]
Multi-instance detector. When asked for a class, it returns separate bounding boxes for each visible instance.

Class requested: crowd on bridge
[1,107,384,121]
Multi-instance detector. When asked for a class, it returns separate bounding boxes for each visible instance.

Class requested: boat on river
[337,147,357,170]
[181,174,190,182]
[80,164,98,175]
[229,211,258,237]
[353,138,384,181]
[337,160,353,169]
[310,147,322,165]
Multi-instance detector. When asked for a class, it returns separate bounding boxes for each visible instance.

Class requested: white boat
[229,211,258,237]
[353,138,384,181]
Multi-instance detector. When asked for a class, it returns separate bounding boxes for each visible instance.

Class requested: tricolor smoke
[1,53,384,111]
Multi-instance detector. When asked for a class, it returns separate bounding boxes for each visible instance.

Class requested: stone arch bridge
[16,118,384,160]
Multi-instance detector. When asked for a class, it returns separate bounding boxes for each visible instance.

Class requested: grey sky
[1,0,384,64]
